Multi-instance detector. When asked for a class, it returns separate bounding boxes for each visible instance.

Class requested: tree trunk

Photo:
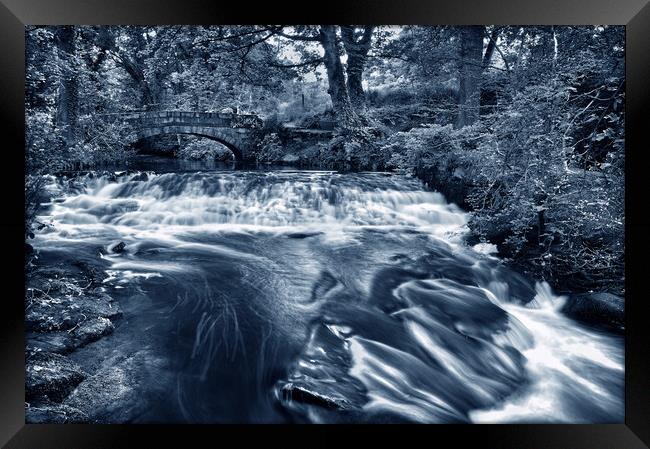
[456,26,484,128]
[319,26,359,128]
[92,29,157,109]
[55,26,79,147]
[482,28,499,68]
[537,208,546,244]
[113,28,160,109]
[341,26,373,110]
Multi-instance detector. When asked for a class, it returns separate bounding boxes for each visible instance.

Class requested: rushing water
[32,165,624,423]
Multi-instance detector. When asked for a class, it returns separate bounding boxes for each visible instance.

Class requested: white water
[469,283,624,423]
[42,171,465,229]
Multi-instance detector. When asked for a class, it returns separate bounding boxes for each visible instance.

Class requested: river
[31,159,624,423]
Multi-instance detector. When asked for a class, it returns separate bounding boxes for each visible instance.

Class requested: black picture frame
[1,0,648,447]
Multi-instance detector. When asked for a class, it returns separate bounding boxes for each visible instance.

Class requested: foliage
[25,174,48,241]
[254,133,285,162]
[382,26,624,293]
[323,127,386,170]
[176,139,233,161]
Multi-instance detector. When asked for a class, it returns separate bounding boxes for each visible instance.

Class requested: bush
[380,112,624,294]
[253,133,285,162]
[324,127,386,170]
[381,123,480,205]
[176,139,234,161]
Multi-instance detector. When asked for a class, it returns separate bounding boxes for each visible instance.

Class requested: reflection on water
[97,153,293,173]
[31,167,624,423]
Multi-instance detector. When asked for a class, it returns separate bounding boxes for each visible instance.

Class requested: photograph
[23,24,626,424]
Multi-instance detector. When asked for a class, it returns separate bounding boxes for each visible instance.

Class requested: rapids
[31,168,624,423]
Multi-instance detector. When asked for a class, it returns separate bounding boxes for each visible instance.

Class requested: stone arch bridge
[121,111,264,161]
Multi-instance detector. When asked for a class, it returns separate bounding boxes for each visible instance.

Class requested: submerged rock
[286,231,323,239]
[561,292,624,333]
[110,241,127,254]
[280,383,354,410]
[310,271,339,301]
[26,352,87,402]
[27,332,77,354]
[65,350,167,423]
[277,266,529,423]
[131,172,149,182]
[276,323,367,420]
[26,401,89,423]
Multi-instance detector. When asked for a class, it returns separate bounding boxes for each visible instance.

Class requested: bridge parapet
[122,111,264,129]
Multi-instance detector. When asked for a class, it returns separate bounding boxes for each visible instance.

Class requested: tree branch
[267,58,323,68]
[272,29,322,42]
[192,26,279,46]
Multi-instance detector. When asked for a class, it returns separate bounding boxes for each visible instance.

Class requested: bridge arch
[132,125,247,161]
[121,111,264,162]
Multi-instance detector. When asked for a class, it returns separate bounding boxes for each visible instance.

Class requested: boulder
[72,259,110,285]
[26,332,77,354]
[280,383,354,410]
[28,271,80,296]
[26,297,82,332]
[27,315,116,354]
[72,317,115,345]
[26,293,121,333]
[26,352,87,402]
[561,292,624,333]
[276,324,366,417]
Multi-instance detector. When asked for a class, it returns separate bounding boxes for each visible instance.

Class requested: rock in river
[561,292,624,333]
[26,352,87,402]
[26,400,89,423]
[26,332,78,355]
[64,350,167,423]
[26,293,121,333]
[72,316,115,345]
[110,241,127,253]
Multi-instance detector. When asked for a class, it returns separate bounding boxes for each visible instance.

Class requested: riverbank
[25,250,121,422]
[411,166,624,299]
